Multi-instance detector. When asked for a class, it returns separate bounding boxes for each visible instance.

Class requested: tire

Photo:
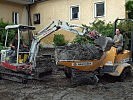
[88,75,99,85]
[119,67,131,82]
[71,74,99,86]
[64,67,72,78]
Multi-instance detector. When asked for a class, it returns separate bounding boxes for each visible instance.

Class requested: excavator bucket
[94,36,114,52]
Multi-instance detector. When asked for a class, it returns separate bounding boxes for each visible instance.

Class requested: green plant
[88,19,114,37]
[73,35,94,44]
[0,20,14,47]
[117,20,133,49]
[53,34,68,46]
[72,20,114,44]
[77,19,132,50]
[0,42,3,51]
[126,0,133,19]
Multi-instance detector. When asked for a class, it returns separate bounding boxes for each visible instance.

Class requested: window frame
[33,13,40,24]
[70,5,80,20]
[94,2,105,18]
[12,12,19,24]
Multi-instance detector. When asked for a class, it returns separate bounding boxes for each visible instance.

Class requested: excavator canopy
[5,25,35,31]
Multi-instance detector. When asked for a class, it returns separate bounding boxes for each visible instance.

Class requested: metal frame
[29,20,88,66]
[17,28,20,64]
[5,30,8,48]
[4,25,35,65]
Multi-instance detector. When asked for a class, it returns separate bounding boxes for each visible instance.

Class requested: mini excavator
[0,20,88,83]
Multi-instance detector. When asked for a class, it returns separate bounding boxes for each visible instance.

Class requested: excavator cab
[0,20,88,83]
[0,25,35,73]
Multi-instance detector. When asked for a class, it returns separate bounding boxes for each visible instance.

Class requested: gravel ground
[0,69,133,100]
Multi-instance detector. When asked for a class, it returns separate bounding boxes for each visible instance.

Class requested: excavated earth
[56,36,114,61]
[56,44,103,60]
[0,46,133,100]
[0,69,133,100]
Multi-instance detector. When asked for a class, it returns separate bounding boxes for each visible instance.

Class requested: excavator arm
[29,20,89,68]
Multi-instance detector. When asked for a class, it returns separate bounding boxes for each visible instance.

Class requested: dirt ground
[0,69,133,100]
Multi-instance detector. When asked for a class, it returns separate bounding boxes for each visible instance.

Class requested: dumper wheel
[64,67,72,78]
[71,74,99,86]
[89,75,99,85]
[119,67,131,82]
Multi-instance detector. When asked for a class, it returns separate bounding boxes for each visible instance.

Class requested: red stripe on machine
[1,62,17,71]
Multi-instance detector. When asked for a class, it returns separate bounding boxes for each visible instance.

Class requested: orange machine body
[57,47,131,73]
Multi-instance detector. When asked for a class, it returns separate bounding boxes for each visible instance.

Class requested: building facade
[0,0,129,44]
[30,0,127,44]
[0,0,32,25]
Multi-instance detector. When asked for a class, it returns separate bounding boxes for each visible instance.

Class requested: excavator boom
[29,20,89,68]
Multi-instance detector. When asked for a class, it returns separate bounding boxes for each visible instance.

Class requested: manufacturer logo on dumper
[72,62,93,66]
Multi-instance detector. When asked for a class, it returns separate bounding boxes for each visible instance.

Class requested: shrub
[73,19,114,44]
[74,19,132,50]
[73,35,94,44]
[126,0,133,19]
[117,20,133,49]
[53,34,68,46]
[0,42,3,51]
[88,19,114,37]
[0,20,14,48]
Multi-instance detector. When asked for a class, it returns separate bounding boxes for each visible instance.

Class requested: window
[70,6,79,20]
[12,12,19,24]
[94,2,105,17]
[33,13,40,24]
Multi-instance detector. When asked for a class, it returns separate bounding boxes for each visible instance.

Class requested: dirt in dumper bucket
[56,44,103,60]
[0,69,133,100]
[56,36,113,61]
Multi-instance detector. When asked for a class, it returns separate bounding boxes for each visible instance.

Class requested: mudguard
[108,63,131,76]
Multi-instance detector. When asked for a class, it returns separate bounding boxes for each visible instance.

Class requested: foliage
[117,20,133,49]
[0,42,3,51]
[53,34,68,46]
[73,19,132,50]
[73,19,114,44]
[88,19,114,37]
[126,1,133,12]
[0,20,14,49]
[117,21,132,34]
[126,1,133,19]
[72,35,94,44]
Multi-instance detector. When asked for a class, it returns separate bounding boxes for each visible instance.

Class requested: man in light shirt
[113,29,123,53]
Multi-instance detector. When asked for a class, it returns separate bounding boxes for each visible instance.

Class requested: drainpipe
[26,4,32,45]
[26,4,32,26]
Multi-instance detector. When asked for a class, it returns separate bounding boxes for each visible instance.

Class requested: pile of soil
[56,44,103,60]
[56,36,113,61]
